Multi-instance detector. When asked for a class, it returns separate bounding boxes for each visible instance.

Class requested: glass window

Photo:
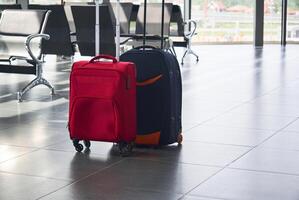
[63,0,94,3]
[192,0,254,44]
[287,0,299,43]
[264,0,281,43]
[0,0,16,4]
[29,0,61,4]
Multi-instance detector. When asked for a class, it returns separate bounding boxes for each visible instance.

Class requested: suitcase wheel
[83,140,91,148]
[73,139,84,152]
[118,141,134,157]
[177,134,183,145]
[75,143,84,152]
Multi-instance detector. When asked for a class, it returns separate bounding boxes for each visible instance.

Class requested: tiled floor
[0,45,299,200]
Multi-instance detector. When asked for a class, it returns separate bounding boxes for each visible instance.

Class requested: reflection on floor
[0,45,299,200]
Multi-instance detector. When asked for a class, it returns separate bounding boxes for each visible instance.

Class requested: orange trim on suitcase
[135,131,161,145]
[136,74,162,86]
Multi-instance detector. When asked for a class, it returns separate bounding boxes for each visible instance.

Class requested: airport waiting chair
[133,3,173,51]
[170,5,199,64]
[130,4,139,34]
[108,2,134,35]
[63,2,91,44]
[28,5,74,57]
[0,10,53,102]
[0,4,21,17]
[170,4,184,37]
[71,5,116,56]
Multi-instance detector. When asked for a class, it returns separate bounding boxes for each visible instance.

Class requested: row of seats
[0,3,195,101]
[0,3,186,57]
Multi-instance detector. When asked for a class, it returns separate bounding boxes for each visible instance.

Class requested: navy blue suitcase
[120,47,182,145]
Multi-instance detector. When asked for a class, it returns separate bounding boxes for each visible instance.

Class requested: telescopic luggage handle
[142,0,165,49]
[89,55,118,63]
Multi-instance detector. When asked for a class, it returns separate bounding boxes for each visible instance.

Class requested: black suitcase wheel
[177,134,183,145]
[83,140,91,148]
[73,139,84,152]
[118,141,134,157]
[75,143,84,152]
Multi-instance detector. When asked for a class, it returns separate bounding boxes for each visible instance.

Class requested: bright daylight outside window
[287,0,299,43]
[192,0,254,44]
[0,0,16,4]
[29,0,93,4]
[29,0,61,4]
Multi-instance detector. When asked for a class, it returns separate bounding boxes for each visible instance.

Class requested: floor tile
[1,45,299,199]
[203,113,296,131]
[46,140,250,167]
[230,147,299,175]
[249,93,299,107]
[0,149,123,181]
[230,103,299,117]
[0,124,69,148]
[45,140,125,156]
[181,195,224,200]
[134,141,250,167]
[0,172,70,200]
[261,131,299,151]
[190,168,299,200]
[40,158,219,198]
[184,125,274,147]
[40,185,183,200]
[284,119,299,132]
[0,145,35,163]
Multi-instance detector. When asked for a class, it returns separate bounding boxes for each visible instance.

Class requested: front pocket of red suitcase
[69,97,120,142]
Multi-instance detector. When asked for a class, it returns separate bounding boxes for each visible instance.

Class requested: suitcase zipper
[72,68,131,90]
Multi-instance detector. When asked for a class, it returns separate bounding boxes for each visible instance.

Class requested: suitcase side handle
[89,55,118,63]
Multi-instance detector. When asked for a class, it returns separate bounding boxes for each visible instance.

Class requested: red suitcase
[68,55,136,155]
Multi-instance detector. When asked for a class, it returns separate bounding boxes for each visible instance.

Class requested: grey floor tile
[261,131,299,151]
[0,149,123,181]
[40,158,219,198]
[190,168,299,200]
[181,195,223,200]
[230,147,299,175]
[183,122,201,132]
[269,87,299,98]
[40,185,183,200]
[47,140,249,167]
[203,113,296,131]
[133,141,250,167]
[184,125,274,147]
[284,119,299,132]
[45,140,125,156]
[183,108,223,125]
[0,124,69,148]
[0,145,35,163]
[230,102,299,117]
[0,45,299,199]
[249,93,299,107]
[0,172,70,200]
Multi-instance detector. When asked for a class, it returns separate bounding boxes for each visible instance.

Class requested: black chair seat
[0,65,36,75]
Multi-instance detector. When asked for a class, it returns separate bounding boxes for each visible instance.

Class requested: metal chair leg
[181,49,189,65]
[17,76,55,102]
[172,45,177,57]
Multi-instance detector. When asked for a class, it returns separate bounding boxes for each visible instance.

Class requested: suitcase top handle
[89,55,118,63]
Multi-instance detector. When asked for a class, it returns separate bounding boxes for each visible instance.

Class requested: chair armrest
[183,20,197,39]
[25,34,50,64]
